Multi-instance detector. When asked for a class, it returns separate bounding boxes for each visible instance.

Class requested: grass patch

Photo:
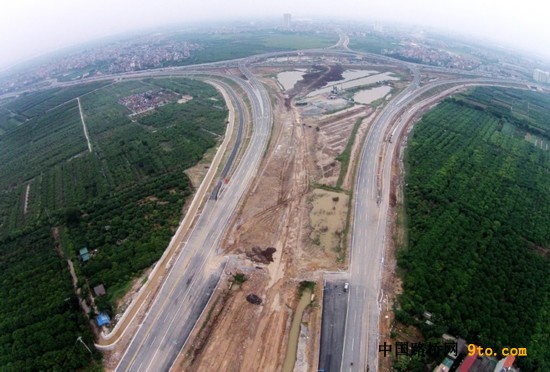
[232,272,247,284]
[311,182,347,194]
[349,33,400,54]
[106,280,133,307]
[298,280,316,297]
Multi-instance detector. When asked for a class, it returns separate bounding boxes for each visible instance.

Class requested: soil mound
[246,294,262,305]
[246,246,276,264]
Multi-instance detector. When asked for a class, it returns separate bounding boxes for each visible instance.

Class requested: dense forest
[399,87,549,370]
[0,78,227,369]
[0,227,100,370]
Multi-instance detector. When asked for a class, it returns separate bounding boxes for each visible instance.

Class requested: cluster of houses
[434,337,518,372]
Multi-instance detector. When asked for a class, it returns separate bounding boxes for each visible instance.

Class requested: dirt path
[77,97,92,153]
[23,183,31,215]
[51,227,97,328]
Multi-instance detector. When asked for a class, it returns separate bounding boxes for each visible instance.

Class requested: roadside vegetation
[298,280,316,297]
[336,116,365,188]
[232,273,247,284]
[0,78,227,369]
[398,87,550,370]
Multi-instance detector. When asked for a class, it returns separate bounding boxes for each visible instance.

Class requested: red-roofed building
[459,347,478,371]
[494,355,516,371]
[503,356,515,368]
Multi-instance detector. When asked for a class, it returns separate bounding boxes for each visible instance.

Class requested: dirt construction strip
[95,80,237,349]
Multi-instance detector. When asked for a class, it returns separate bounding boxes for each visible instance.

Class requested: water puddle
[277,70,306,91]
[282,288,313,372]
[353,85,392,104]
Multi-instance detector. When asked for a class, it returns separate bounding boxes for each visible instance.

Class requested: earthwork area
[174,63,409,371]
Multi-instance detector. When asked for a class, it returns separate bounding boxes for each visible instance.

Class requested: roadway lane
[340,72,419,372]
[340,71,527,371]
[210,81,245,200]
[319,280,348,372]
[116,66,272,371]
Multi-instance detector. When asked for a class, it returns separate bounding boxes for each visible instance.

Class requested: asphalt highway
[318,280,348,372]
[115,64,272,371]
[210,80,245,200]
[339,68,420,372]
[339,73,528,371]
[68,63,525,372]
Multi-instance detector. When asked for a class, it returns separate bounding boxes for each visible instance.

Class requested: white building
[533,69,550,84]
[283,13,292,28]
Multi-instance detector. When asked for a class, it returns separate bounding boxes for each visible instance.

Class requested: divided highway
[340,73,528,371]
[340,68,420,372]
[116,64,272,371]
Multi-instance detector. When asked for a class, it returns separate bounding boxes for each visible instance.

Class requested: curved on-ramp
[114,65,272,372]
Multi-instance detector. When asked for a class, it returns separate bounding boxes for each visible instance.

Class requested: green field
[399,88,549,370]
[453,86,550,141]
[0,78,228,369]
[45,30,338,81]
[348,32,400,54]
[152,30,337,65]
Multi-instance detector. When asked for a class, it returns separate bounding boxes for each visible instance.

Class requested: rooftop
[79,247,90,262]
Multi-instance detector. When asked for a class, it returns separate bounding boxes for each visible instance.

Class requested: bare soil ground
[185,146,218,188]
[308,189,348,262]
[312,106,369,187]
[175,65,394,372]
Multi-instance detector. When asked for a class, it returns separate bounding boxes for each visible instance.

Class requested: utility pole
[76,336,92,355]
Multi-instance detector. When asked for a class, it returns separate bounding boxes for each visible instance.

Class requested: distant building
[283,13,292,28]
[79,247,90,262]
[533,69,550,84]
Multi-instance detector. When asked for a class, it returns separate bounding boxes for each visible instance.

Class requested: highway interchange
[84,51,529,372]
[115,62,524,371]
[1,36,535,371]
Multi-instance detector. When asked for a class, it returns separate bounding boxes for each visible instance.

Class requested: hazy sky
[1,0,548,69]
